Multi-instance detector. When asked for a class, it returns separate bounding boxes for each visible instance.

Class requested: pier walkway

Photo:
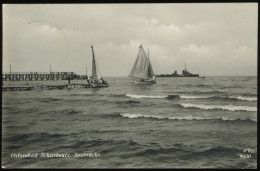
[2,83,92,91]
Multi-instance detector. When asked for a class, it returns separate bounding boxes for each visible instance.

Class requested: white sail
[129,45,155,79]
[89,45,108,87]
[147,48,154,78]
[147,60,154,78]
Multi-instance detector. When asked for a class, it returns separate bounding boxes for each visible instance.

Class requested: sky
[2,3,258,76]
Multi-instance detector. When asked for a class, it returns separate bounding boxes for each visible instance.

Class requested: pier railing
[2,72,75,81]
[2,72,73,74]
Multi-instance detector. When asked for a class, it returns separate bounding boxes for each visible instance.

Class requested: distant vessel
[89,45,108,88]
[129,45,156,84]
[157,64,199,77]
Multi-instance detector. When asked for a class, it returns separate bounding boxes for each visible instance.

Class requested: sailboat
[129,45,156,84]
[89,45,109,88]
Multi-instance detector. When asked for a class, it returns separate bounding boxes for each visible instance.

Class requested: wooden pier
[70,83,92,88]
[2,86,35,91]
[2,72,75,81]
[46,85,69,90]
[2,83,92,91]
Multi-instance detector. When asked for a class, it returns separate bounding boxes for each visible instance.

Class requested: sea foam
[179,95,210,99]
[120,113,256,122]
[125,94,257,102]
[126,94,208,99]
[180,103,257,112]
[126,94,167,99]
[229,96,257,101]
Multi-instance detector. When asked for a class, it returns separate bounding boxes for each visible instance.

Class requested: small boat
[89,45,108,88]
[129,45,156,84]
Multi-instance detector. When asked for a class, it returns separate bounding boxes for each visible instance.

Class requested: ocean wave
[167,95,180,99]
[135,145,241,158]
[5,133,69,142]
[207,96,257,102]
[39,98,61,102]
[121,113,166,119]
[126,94,210,100]
[120,113,256,122]
[229,96,257,101]
[5,145,23,150]
[97,112,122,118]
[241,92,257,97]
[51,139,140,152]
[116,100,141,104]
[64,109,82,115]
[163,90,225,94]
[179,95,210,99]
[66,93,96,96]
[193,146,241,157]
[194,90,225,94]
[135,147,177,157]
[125,94,257,102]
[182,84,209,88]
[243,148,255,154]
[177,95,257,101]
[180,103,257,112]
[110,94,126,97]
[39,109,83,116]
[126,94,167,99]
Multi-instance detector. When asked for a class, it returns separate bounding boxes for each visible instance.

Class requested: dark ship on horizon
[157,64,200,77]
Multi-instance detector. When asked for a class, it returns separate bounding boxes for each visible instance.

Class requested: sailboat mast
[91,45,95,59]
[91,45,98,81]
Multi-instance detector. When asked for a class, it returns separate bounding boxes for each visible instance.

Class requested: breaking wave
[126,94,167,99]
[180,103,257,112]
[120,113,256,122]
[125,94,210,99]
[229,96,257,101]
[125,94,257,102]
[179,95,210,99]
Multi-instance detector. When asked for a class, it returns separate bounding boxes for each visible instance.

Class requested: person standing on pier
[68,76,71,85]
[87,76,91,85]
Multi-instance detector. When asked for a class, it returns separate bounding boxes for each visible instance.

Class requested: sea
[2,76,257,168]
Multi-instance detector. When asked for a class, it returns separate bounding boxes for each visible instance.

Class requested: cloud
[2,3,257,76]
[180,43,217,56]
